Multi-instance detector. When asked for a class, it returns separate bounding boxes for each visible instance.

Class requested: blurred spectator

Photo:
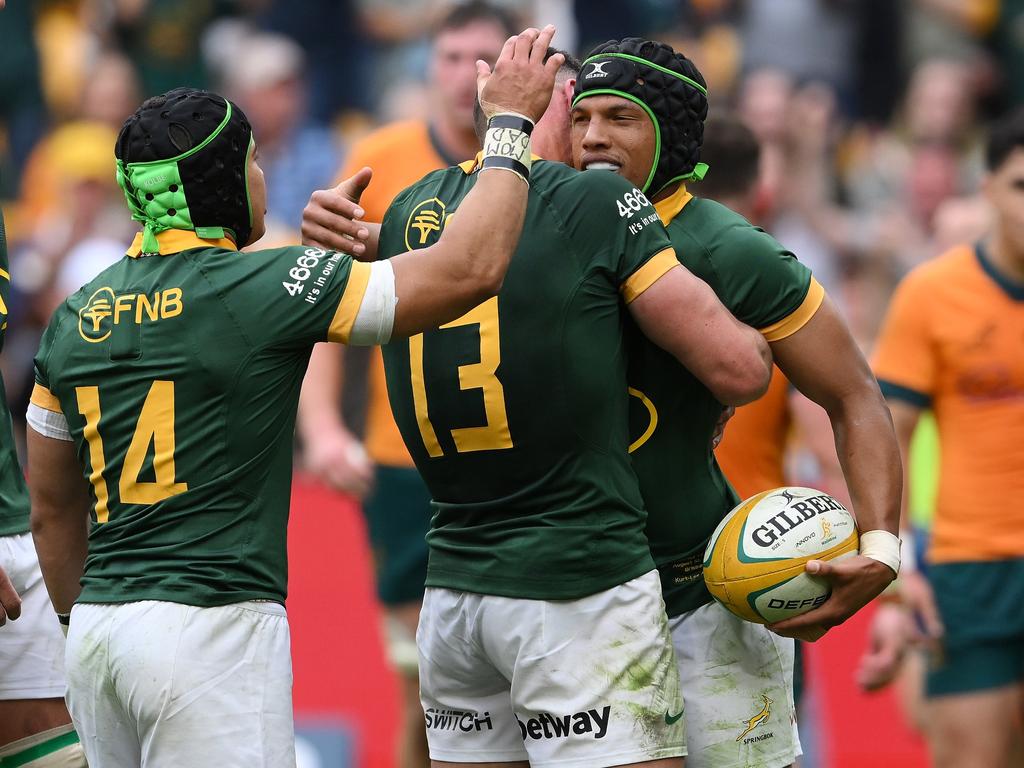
[5,120,128,420]
[738,0,857,110]
[357,0,455,118]
[223,32,343,231]
[253,0,370,119]
[737,69,849,299]
[844,58,985,274]
[13,122,129,314]
[111,0,230,96]
[19,51,140,233]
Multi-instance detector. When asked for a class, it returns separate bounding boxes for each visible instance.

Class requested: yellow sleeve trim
[0,267,10,280]
[327,261,372,344]
[759,277,825,342]
[30,382,61,413]
[621,248,678,304]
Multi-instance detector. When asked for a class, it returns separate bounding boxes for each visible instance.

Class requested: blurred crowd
[0,0,1017,446]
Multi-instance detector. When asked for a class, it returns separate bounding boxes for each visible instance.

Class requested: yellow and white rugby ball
[703,486,859,624]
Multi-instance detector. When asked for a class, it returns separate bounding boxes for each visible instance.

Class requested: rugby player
[565,39,902,768]
[859,108,1024,768]
[357,52,776,768]
[0,209,84,767]
[24,26,564,768]
[298,6,516,764]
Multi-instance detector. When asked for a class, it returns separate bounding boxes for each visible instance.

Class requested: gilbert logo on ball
[703,487,859,624]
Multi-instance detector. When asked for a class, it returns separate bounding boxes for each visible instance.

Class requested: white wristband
[481,113,534,183]
[860,529,901,576]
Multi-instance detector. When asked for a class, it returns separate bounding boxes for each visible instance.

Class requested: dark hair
[435,1,519,40]
[692,112,760,200]
[986,108,1024,171]
[554,47,583,79]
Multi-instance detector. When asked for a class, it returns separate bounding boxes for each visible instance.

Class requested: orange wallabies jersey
[714,367,790,500]
[338,121,470,467]
[874,244,1024,562]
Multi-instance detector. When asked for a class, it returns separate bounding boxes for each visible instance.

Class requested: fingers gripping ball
[703,487,859,624]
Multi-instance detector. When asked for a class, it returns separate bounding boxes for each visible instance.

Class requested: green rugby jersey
[31,229,372,606]
[0,207,31,536]
[380,160,676,600]
[628,187,823,617]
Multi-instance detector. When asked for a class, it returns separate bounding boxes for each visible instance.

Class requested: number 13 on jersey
[409,297,513,458]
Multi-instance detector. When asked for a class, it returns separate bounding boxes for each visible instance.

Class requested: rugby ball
[703,486,859,624]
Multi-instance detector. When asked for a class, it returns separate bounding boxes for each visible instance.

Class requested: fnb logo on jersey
[405,197,448,249]
[423,708,493,732]
[78,286,184,343]
[750,493,848,548]
[517,706,611,740]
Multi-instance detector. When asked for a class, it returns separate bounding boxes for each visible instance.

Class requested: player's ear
[561,78,576,106]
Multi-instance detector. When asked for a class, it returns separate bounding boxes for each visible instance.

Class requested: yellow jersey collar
[653,183,693,226]
[126,229,237,257]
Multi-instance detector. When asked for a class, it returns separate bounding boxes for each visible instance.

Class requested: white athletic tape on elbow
[26,403,72,441]
[349,259,397,346]
[859,529,901,576]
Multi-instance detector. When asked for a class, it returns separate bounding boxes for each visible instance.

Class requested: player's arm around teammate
[626,266,772,406]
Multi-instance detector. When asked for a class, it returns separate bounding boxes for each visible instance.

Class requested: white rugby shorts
[671,600,801,768]
[417,569,686,768]
[0,532,66,699]
[65,600,294,768]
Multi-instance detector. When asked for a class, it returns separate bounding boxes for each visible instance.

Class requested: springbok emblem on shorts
[736,694,773,742]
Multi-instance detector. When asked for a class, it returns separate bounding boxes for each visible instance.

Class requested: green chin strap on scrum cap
[573,38,710,196]
[115,88,254,253]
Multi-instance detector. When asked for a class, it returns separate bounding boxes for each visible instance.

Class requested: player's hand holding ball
[704,486,897,642]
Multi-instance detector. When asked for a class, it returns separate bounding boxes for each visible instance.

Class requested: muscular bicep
[628,265,771,406]
[770,295,878,411]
